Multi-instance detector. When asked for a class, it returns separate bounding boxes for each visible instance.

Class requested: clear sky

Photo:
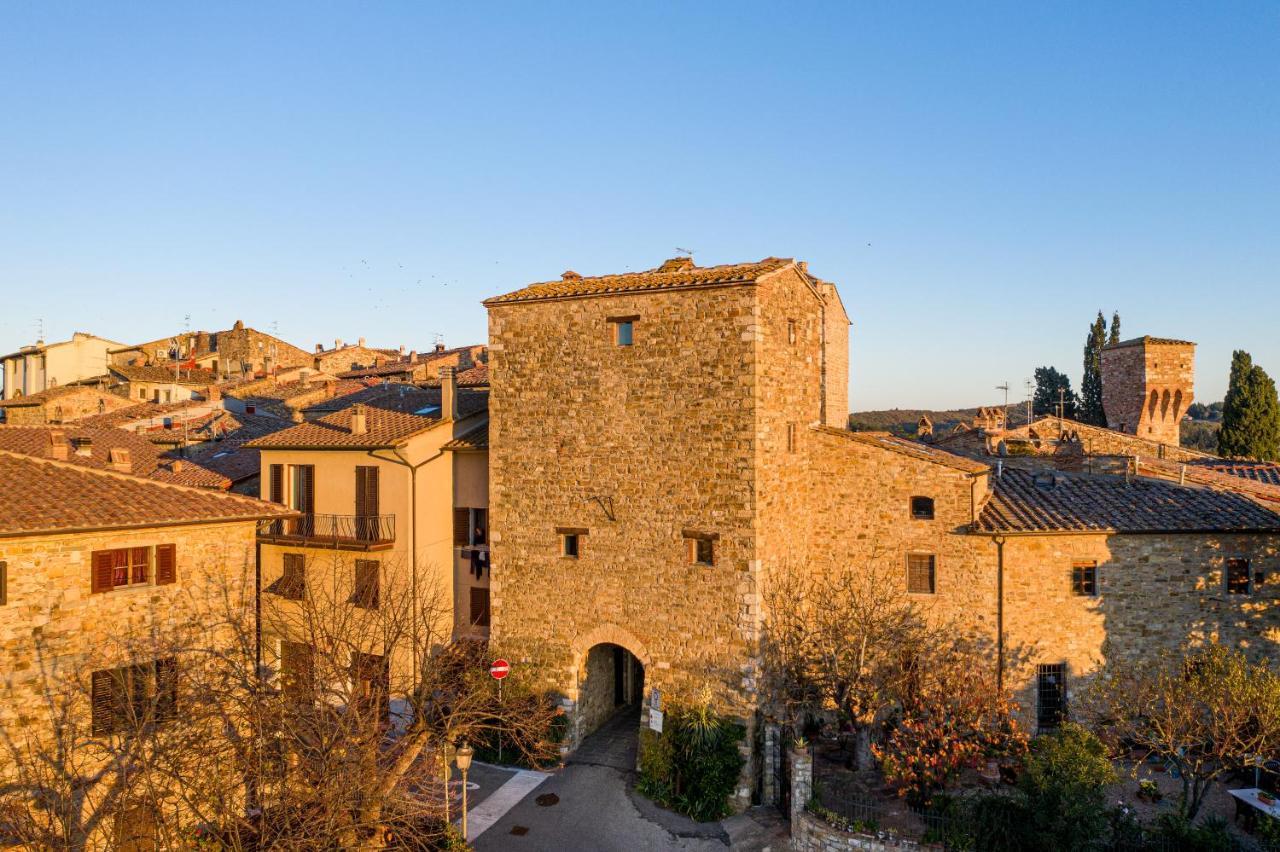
[2,3,1276,410]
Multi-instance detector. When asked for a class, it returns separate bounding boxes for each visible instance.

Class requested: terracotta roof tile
[0,425,230,488]
[252,387,488,450]
[110,364,222,385]
[1191,460,1280,489]
[976,467,1280,533]
[0,450,291,536]
[484,257,796,305]
[1103,335,1196,350]
[442,421,488,451]
[178,415,292,483]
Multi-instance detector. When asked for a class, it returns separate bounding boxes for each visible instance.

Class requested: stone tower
[1100,336,1195,447]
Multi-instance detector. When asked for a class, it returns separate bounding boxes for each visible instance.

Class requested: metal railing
[258,514,395,548]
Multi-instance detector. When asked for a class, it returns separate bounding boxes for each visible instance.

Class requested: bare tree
[760,555,953,771]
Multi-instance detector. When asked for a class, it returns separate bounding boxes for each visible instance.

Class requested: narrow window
[684,531,717,566]
[1037,663,1067,730]
[787,319,797,345]
[470,587,491,627]
[280,641,314,706]
[352,560,380,609]
[608,316,638,347]
[0,560,7,606]
[787,423,797,453]
[910,496,935,520]
[1225,559,1252,595]
[1072,562,1098,597]
[455,507,488,546]
[907,554,936,594]
[561,532,581,558]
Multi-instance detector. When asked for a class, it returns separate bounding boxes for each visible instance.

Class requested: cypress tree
[1109,312,1121,346]
[1080,312,1107,425]
[1219,351,1280,460]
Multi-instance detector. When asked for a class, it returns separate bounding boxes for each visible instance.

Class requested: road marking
[463,764,551,841]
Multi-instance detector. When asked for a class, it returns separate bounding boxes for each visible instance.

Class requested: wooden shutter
[269,463,284,504]
[154,658,178,722]
[469,587,490,627]
[0,560,7,606]
[302,465,315,515]
[355,466,379,517]
[354,560,379,609]
[155,545,176,585]
[454,508,471,546]
[92,551,115,594]
[91,669,116,735]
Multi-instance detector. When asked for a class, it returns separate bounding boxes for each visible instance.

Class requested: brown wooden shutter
[0,560,7,606]
[91,669,115,735]
[469,587,490,627]
[354,560,379,609]
[155,658,178,722]
[92,551,115,594]
[269,463,284,503]
[454,508,471,546]
[355,466,379,517]
[155,545,176,585]
[302,465,315,514]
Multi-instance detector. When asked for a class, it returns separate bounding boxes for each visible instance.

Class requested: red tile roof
[1103,336,1196,350]
[484,257,797,305]
[110,364,221,385]
[1192,460,1280,489]
[442,421,489,451]
[0,450,292,537]
[251,387,488,450]
[976,467,1280,534]
[0,425,230,488]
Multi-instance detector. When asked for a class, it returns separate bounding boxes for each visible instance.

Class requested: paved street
[472,710,787,851]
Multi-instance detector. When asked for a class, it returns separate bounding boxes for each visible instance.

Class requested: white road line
[462,765,551,841]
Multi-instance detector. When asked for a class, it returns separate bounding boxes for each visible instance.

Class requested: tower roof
[1103,335,1195,351]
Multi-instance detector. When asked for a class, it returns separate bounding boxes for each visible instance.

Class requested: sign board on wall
[649,688,662,712]
[649,709,664,734]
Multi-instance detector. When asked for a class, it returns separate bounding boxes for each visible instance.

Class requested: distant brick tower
[1101,336,1195,446]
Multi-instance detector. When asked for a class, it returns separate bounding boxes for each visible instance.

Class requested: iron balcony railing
[258,514,395,549]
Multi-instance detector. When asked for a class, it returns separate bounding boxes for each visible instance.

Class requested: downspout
[993,534,1007,692]
[366,446,446,695]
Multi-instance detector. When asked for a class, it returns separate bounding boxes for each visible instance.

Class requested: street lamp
[455,742,474,841]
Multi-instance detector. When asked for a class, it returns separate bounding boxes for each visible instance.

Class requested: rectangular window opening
[910,496,935,520]
[1072,561,1098,597]
[684,531,718,566]
[608,316,638,347]
[1037,663,1067,730]
[1226,558,1252,595]
[907,553,936,594]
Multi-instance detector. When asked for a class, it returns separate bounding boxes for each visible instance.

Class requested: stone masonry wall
[0,521,258,751]
[487,284,762,732]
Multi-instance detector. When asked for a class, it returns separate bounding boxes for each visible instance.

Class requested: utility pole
[1056,387,1067,420]
[1024,379,1034,427]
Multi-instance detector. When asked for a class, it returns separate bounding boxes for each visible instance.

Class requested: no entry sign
[490,659,510,680]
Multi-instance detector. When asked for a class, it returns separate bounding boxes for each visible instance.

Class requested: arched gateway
[569,625,650,751]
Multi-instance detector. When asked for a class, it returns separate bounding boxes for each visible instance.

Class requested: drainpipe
[993,535,1007,692]
[366,445,446,695]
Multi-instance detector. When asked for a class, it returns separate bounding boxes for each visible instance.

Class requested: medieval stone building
[1101,335,1195,446]
[483,256,1279,810]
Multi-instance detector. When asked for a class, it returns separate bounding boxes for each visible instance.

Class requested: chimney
[107,447,132,473]
[205,385,221,402]
[435,342,446,353]
[408,350,417,363]
[358,337,366,348]
[169,460,183,473]
[350,404,368,435]
[440,367,457,420]
[325,380,336,399]
[291,408,305,423]
[399,344,406,356]
[47,430,69,460]
[233,320,244,331]
[335,338,343,350]
[316,343,324,353]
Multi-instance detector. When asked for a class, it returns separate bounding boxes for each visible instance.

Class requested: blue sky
[2,3,1276,409]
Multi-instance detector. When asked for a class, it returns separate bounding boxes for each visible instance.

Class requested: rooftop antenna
[271,320,279,336]
[1024,378,1034,426]
[35,317,44,343]
[183,314,191,333]
[675,247,695,257]
[996,382,1009,411]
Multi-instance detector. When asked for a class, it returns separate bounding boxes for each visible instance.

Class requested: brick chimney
[335,338,344,350]
[205,385,221,402]
[291,408,305,423]
[434,342,446,353]
[315,343,324,353]
[350,404,368,435]
[325,380,337,399]
[439,367,457,420]
[107,447,132,473]
[47,430,69,460]
[399,344,407,356]
[358,337,366,348]
[169,460,183,473]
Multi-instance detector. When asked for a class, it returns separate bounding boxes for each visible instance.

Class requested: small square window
[690,538,714,566]
[608,315,638,347]
[907,554,935,594]
[1226,559,1252,595]
[1072,562,1098,597]
[910,497,935,520]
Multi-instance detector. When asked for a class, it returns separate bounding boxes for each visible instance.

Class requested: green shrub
[1150,813,1233,852]
[1017,723,1115,851]
[953,792,1031,852]
[1258,813,1280,852]
[635,703,745,822]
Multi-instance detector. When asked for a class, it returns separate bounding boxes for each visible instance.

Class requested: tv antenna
[996,382,1009,410]
[675,246,695,257]
[35,317,44,342]
[1024,378,1034,426]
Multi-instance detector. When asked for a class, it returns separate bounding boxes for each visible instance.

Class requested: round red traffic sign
[490,659,510,679]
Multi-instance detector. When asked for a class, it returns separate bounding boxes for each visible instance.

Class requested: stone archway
[569,625,650,749]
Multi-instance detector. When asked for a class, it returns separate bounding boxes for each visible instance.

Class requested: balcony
[258,514,395,551]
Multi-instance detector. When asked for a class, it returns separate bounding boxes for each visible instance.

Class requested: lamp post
[455,742,474,841]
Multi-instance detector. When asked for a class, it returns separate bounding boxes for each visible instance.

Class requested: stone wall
[1101,339,1195,447]
[0,387,133,425]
